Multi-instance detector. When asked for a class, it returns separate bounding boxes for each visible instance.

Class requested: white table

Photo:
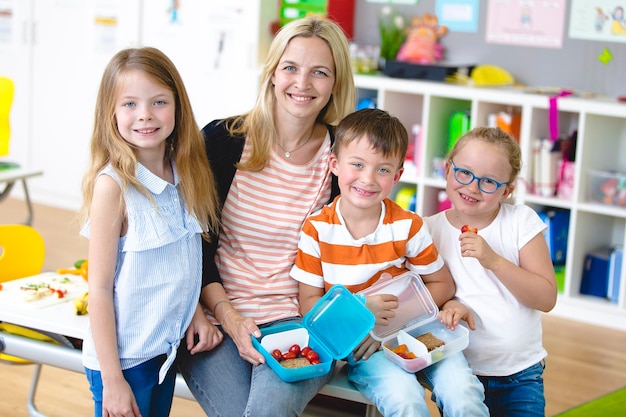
[0,167,44,225]
[0,274,87,417]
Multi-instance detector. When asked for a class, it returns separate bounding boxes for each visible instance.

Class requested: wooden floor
[2,197,626,416]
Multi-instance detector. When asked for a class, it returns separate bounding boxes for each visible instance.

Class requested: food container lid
[359,271,438,341]
[303,284,375,359]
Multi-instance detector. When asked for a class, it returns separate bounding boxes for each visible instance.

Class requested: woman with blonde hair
[176,16,356,416]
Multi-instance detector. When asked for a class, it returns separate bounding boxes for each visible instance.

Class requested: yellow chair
[0,223,45,282]
[0,76,14,157]
[0,224,73,417]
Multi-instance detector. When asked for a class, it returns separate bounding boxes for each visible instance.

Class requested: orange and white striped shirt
[290,196,444,293]
[215,134,333,324]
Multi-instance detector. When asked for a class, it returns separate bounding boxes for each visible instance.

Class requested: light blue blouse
[81,162,203,383]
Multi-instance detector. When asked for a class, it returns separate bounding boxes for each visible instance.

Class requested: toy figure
[600,178,618,205]
[396,13,447,65]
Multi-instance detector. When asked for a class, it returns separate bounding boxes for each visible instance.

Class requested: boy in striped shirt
[291,108,488,417]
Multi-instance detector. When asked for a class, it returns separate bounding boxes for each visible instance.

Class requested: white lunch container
[360,271,469,373]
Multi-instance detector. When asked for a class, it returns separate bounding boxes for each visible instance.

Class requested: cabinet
[354,73,626,331]
[0,0,142,209]
[0,0,276,210]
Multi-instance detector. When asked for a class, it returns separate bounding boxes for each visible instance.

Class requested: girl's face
[446,139,513,221]
[330,136,403,216]
[271,36,335,121]
[114,69,175,156]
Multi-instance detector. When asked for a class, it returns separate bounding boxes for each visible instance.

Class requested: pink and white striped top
[215,133,333,324]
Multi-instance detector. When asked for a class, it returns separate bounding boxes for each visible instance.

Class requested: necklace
[276,124,316,158]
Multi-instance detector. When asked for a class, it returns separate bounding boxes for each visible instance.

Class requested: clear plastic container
[360,271,469,373]
[251,284,375,382]
[589,170,626,207]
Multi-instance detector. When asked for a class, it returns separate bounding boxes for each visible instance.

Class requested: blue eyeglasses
[450,160,510,194]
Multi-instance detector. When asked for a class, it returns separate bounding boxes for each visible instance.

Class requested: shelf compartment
[567,212,624,300]
[356,88,377,110]
[474,101,522,142]
[420,185,448,217]
[425,96,471,176]
[378,90,424,135]
[578,113,626,207]
[528,107,579,142]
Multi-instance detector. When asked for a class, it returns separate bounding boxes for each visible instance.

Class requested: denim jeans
[347,351,488,417]
[176,318,333,417]
[478,361,546,417]
[85,354,176,417]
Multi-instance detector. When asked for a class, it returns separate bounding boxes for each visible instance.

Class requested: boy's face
[330,135,403,213]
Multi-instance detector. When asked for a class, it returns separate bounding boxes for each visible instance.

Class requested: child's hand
[438,299,475,331]
[459,229,500,269]
[365,293,398,326]
[103,377,141,417]
[352,334,381,361]
[186,305,224,354]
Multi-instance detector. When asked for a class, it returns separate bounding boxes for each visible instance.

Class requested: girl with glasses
[425,126,557,416]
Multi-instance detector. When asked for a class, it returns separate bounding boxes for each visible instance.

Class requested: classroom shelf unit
[354,73,626,331]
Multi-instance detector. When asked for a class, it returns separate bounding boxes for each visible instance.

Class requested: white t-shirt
[425,204,548,376]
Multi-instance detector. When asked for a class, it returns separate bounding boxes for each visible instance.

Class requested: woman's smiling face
[271,36,335,121]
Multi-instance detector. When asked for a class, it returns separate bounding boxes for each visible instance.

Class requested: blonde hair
[225,16,356,171]
[333,108,408,168]
[80,47,220,239]
[447,126,522,182]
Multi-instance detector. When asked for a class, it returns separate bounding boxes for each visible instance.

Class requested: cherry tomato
[289,344,301,356]
[461,224,478,234]
[309,359,321,365]
[300,346,312,357]
[271,349,283,362]
[282,351,298,360]
[305,350,319,362]
[55,289,65,299]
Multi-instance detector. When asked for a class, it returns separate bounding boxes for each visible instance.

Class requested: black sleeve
[327,124,340,202]
[201,119,245,287]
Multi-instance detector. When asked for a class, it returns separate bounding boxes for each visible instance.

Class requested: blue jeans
[176,318,333,417]
[478,361,546,417]
[347,351,488,417]
[85,354,176,417]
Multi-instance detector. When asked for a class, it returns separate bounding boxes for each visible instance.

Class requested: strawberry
[461,224,478,233]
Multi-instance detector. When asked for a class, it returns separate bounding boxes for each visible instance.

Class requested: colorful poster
[485,0,566,48]
[569,0,626,43]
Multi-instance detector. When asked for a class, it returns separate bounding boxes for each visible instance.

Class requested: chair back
[0,224,45,282]
[0,76,14,156]
[0,225,68,365]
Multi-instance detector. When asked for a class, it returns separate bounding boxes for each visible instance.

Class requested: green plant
[379,6,407,61]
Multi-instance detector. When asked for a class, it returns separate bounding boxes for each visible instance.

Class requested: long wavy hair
[80,47,220,239]
[225,16,356,171]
